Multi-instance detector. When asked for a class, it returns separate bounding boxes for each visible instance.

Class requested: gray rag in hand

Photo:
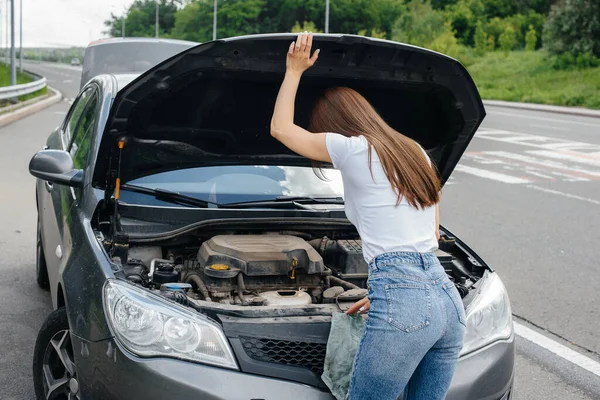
[322,312,366,400]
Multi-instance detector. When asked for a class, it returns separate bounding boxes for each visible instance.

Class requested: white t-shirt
[325,133,438,263]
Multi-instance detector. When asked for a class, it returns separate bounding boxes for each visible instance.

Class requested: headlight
[103,279,238,370]
[461,272,513,356]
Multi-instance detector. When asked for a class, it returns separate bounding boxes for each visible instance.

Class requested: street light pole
[10,0,16,102]
[19,0,22,72]
[155,0,159,38]
[325,0,329,33]
[122,16,125,38]
[213,0,217,41]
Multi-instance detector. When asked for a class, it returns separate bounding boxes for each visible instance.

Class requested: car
[30,33,514,400]
[70,57,80,66]
[79,37,199,89]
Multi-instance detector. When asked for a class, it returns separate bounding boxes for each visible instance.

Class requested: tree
[444,0,485,46]
[170,0,265,42]
[392,0,447,47]
[499,26,517,55]
[291,21,322,33]
[357,28,387,39]
[525,25,537,51]
[104,0,181,38]
[543,0,600,57]
[486,34,495,51]
[473,21,487,55]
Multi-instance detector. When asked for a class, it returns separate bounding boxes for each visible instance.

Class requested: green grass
[467,50,600,110]
[0,62,33,86]
[0,62,48,104]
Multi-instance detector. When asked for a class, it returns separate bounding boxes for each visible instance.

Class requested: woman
[270,32,466,400]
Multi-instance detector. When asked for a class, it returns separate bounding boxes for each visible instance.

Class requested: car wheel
[36,216,50,289]
[33,308,81,400]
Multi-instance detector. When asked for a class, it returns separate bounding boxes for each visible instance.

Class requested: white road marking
[484,151,600,177]
[524,170,555,180]
[477,129,600,153]
[63,79,72,83]
[454,165,530,184]
[528,150,600,167]
[489,110,600,128]
[526,185,600,205]
[529,123,569,131]
[514,322,600,377]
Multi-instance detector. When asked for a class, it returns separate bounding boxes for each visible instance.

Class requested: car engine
[120,233,474,311]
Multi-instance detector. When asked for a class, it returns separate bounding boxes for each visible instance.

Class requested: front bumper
[71,334,514,400]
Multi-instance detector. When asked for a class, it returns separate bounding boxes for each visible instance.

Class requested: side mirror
[29,150,83,187]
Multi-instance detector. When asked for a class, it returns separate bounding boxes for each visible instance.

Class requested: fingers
[292,32,315,57]
[295,33,302,52]
[346,297,369,315]
[310,49,320,64]
[305,33,312,55]
[300,32,308,54]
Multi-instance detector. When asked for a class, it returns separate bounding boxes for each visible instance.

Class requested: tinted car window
[63,87,94,149]
[125,165,344,206]
[69,94,98,170]
[81,40,196,88]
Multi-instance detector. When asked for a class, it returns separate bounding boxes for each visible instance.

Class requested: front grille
[239,336,327,375]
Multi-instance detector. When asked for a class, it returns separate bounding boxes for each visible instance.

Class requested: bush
[499,26,517,55]
[392,0,446,47]
[473,21,487,55]
[427,22,475,66]
[551,51,600,70]
[291,21,322,33]
[543,0,600,57]
[525,25,537,51]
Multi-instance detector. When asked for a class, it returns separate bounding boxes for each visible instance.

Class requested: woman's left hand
[346,297,370,315]
[286,32,319,77]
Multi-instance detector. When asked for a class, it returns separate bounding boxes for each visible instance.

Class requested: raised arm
[270,32,332,164]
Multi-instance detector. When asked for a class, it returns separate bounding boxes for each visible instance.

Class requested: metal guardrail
[0,71,47,101]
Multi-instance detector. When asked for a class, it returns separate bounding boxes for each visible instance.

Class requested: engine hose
[185,274,212,302]
[328,275,360,290]
[237,273,247,305]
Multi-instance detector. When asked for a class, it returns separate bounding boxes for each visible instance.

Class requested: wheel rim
[42,330,80,400]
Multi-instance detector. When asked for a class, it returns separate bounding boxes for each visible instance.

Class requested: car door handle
[45,181,53,192]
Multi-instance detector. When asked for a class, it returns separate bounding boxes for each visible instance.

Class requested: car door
[39,86,99,306]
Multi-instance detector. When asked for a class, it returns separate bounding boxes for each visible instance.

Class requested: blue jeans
[347,251,466,400]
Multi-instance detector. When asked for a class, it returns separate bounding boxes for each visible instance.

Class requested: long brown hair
[310,87,441,209]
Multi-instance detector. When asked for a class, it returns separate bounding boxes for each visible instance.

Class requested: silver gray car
[30,33,514,400]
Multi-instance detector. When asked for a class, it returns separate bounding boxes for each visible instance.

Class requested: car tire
[36,216,50,289]
[33,307,81,400]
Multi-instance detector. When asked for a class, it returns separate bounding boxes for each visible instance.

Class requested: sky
[1,0,135,48]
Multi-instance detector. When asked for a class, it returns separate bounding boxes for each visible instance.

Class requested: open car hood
[92,33,485,192]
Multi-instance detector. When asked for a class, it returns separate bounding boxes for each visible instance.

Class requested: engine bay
[112,230,484,313]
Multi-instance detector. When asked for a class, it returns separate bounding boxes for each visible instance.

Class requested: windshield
[120,165,344,207]
[81,41,196,88]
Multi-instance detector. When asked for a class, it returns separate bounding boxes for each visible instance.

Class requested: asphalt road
[0,61,598,399]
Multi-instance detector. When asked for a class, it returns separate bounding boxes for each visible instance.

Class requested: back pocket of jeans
[384,283,431,333]
[442,282,466,327]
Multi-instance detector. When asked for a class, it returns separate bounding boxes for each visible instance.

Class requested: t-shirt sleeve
[325,132,353,169]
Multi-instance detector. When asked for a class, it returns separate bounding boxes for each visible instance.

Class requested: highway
[0,61,598,399]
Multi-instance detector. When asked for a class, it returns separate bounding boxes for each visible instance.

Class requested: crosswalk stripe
[453,165,531,184]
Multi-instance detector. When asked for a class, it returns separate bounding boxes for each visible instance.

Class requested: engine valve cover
[198,235,325,278]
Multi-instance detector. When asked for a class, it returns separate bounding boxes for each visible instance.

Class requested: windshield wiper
[220,196,344,209]
[120,184,220,208]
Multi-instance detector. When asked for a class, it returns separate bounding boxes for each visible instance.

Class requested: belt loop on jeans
[419,253,427,270]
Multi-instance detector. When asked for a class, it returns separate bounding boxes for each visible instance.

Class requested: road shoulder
[0,86,63,128]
